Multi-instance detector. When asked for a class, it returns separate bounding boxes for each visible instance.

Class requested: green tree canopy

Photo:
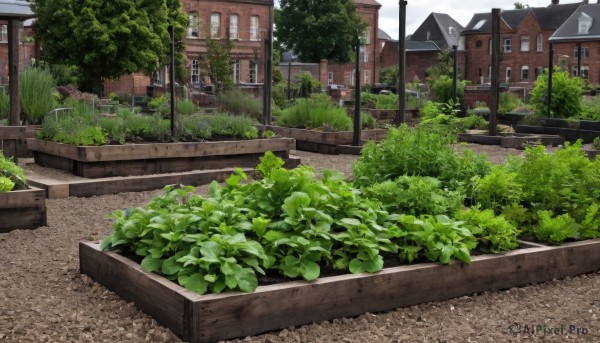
[205,38,234,92]
[275,0,366,63]
[32,0,188,94]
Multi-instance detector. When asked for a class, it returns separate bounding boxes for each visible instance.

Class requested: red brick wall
[104,74,151,97]
[553,41,600,85]
[463,12,554,87]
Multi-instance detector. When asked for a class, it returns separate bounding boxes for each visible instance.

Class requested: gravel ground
[2,146,600,342]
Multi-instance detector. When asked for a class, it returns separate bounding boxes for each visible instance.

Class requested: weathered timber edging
[0,187,47,232]
[79,238,600,343]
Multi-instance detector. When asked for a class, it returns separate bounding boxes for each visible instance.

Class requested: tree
[426,50,457,87]
[32,0,188,94]
[529,69,583,118]
[379,66,398,86]
[275,0,366,63]
[204,38,234,92]
[514,2,529,9]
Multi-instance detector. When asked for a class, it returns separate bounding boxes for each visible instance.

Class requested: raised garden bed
[0,187,47,232]
[28,138,296,178]
[80,238,600,343]
[0,125,26,160]
[265,125,387,154]
[458,131,565,148]
[515,118,600,143]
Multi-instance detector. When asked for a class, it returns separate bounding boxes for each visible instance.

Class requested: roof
[462,2,582,34]
[378,28,392,41]
[409,13,464,49]
[550,4,600,42]
[385,40,440,52]
[0,0,33,19]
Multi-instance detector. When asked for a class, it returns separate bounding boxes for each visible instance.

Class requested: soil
[3,146,600,343]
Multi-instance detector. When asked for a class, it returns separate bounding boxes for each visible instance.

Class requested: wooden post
[8,19,20,126]
[353,37,361,147]
[548,43,554,118]
[168,25,176,138]
[577,42,582,79]
[395,0,407,126]
[489,9,500,136]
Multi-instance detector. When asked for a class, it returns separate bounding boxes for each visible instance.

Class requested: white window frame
[573,66,590,79]
[250,16,259,41]
[211,13,220,39]
[520,35,530,52]
[229,14,238,40]
[191,59,200,84]
[536,34,543,52]
[364,28,371,45]
[574,47,590,59]
[505,66,512,84]
[521,66,529,80]
[249,60,257,83]
[327,72,333,85]
[489,39,492,55]
[188,13,199,38]
[364,70,370,84]
[232,59,240,83]
[449,26,455,35]
[351,69,356,86]
[504,38,512,53]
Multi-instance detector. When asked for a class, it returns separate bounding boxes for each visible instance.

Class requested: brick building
[550,3,600,84]
[0,19,36,85]
[460,1,581,86]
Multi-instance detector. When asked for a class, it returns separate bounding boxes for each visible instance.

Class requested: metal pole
[287,60,292,100]
[168,25,176,138]
[548,42,554,118]
[577,42,582,78]
[452,45,458,104]
[7,19,19,126]
[396,0,407,126]
[264,5,274,125]
[353,37,361,146]
[489,9,500,136]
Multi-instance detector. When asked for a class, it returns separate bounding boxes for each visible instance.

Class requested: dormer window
[578,12,593,34]
[449,26,455,35]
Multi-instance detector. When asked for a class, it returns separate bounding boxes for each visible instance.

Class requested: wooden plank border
[0,187,47,232]
[28,138,295,162]
[79,238,600,343]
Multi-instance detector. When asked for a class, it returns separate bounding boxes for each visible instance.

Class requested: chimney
[551,0,559,4]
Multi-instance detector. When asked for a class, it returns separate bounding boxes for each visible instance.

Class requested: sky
[376,0,584,39]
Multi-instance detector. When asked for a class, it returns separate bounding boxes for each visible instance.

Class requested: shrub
[175,99,196,115]
[278,95,351,131]
[296,72,322,98]
[20,67,56,124]
[529,69,583,118]
[580,96,600,121]
[148,95,166,109]
[217,89,262,119]
[432,75,464,104]
[594,137,600,150]
[0,87,8,121]
[498,92,524,113]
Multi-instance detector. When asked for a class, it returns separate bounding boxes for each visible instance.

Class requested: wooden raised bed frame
[265,125,387,154]
[28,138,295,178]
[0,187,47,232]
[80,239,600,343]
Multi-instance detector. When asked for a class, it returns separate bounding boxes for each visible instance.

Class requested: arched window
[188,12,199,38]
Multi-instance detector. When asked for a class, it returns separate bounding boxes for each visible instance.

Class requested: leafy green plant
[175,99,196,115]
[498,91,524,113]
[20,67,56,124]
[148,95,166,109]
[0,176,14,192]
[278,95,352,131]
[454,208,520,253]
[0,151,26,190]
[470,165,523,212]
[594,137,600,150]
[296,72,322,98]
[0,87,9,121]
[529,69,583,118]
[432,75,464,104]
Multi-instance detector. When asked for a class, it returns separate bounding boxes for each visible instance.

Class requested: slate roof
[462,2,582,34]
[550,4,600,42]
[385,40,440,52]
[409,13,464,49]
[378,28,392,41]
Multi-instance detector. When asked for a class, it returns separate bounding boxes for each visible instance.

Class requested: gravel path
[2,147,600,342]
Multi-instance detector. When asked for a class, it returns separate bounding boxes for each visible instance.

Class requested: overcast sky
[377,0,584,39]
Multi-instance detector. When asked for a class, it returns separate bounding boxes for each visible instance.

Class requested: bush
[0,87,8,121]
[217,89,262,119]
[529,69,583,118]
[20,67,56,124]
[296,72,321,98]
[278,94,351,131]
[432,75,464,104]
[175,99,196,115]
[498,92,524,113]
[580,96,600,121]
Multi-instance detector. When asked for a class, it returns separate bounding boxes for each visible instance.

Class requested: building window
[191,59,200,84]
[578,12,593,34]
[520,35,530,52]
[535,66,544,79]
[232,59,240,83]
[364,70,370,84]
[573,66,590,79]
[327,72,333,85]
[478,68,482,77]
[211,13,220,38]
[449,26,456,35]
[488,65,492,78]
[574,47,590,58]
[249,60,257,83]
[489,39,492,55]
[521,66,529,80]
[475,40,483,48]
[188,13,199,38]
[536,34,543,52]
[365,28,371,45]
[229,14,238,40]
[504,38,512,53]
[363,47,368,63]
[250,16,259,41]
[351,69,356,86]
[506,66,512,83]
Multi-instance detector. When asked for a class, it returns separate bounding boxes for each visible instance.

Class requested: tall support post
[287,60,292,100]
[452,45,458,104]
[548,43,554,118]
[263,5,274,125]
[8,19,20,126]
[577,42,582,79]
[489,9,501,136]
[353,37,361,146]
[168,25,176,138]
[395,0,407,126]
